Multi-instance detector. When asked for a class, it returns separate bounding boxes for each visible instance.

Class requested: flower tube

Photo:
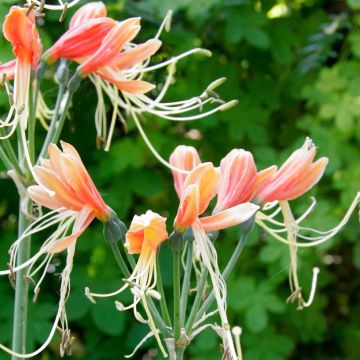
[1,6,42,138]
[86,210,169,357]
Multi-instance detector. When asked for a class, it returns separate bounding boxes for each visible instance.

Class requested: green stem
[184,268,208,334]
[109,242,131,278]
[180,243,193,328]
[0,129,23,177]
[173,250,181,340]
[156,254,172,327]
[194,232,249,323]
[11,199,32,359]
[0,147,14,171]
[37,82,65,162]
[175,346,185,360]
[51,90,73,145]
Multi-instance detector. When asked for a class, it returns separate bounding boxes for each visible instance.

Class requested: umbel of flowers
[0,2,359,360]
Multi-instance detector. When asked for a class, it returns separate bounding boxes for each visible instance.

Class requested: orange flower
[44,17,116,63]
[215,149,277,211]
[125,210,168,254]
[1,6,42,139]
[3,6,42,69]
[174,163,220,231]
[78,18,141,76]
[28,141,110,253]
[69,1,107,29]
[256,138,329,203]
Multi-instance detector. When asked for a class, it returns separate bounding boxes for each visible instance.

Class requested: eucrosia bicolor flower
[87,210,169,357]
[170,146,259,359]
[44,2,236,155]
[256,137,328,203]
[0,6,42,139]
[0,141,111,358]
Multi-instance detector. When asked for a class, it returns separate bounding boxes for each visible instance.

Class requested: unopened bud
[67,72,82,93]
[169,230,185,252]
[238,215,255,235]
[103,210,127,245]
[56,59,69,84]
[36,60,46,81]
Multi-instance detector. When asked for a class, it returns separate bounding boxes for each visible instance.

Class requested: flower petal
[200,203,259,231]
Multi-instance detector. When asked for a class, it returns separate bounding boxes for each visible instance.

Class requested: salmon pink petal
[277,157,328,201]
[216,149,257,211]
[184,163,220,215]
[46,208,95,253]
[28,185,63,210]
[126,210,168,254]
[0,60,16,82]
[79,18,141,76]
[115,39,162,69]
[70,1,107,29]
[34,166,84,211]
[200,203,259,232]
[45,18,116,63]
[169,145,201,199]
[108,78,155,94]
[174,184,200,231]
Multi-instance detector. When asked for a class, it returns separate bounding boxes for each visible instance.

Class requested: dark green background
[0,0,359,359]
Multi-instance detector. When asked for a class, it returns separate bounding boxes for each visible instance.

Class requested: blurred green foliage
[0,0,359,359]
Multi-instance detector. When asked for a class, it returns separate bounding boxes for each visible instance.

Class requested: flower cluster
[0,2,359,360]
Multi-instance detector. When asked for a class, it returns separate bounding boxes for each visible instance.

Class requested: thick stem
[11,201,32,359]
[180,242,193,328]
[185,268,208,334]
[156,254,172,327]
[37,83,65,162]
[173,250,181,340]
[175,346,185,360]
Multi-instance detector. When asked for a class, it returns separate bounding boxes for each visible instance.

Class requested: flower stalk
[11,201,32,360]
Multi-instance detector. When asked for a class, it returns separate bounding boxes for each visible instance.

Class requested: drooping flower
[45,3,236,154]
[256,138,329,203]
[253,138,333,309]
[0,141,111,358]
[170,147,259,359]
[0,6,42,139]
[86,210,169,357]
